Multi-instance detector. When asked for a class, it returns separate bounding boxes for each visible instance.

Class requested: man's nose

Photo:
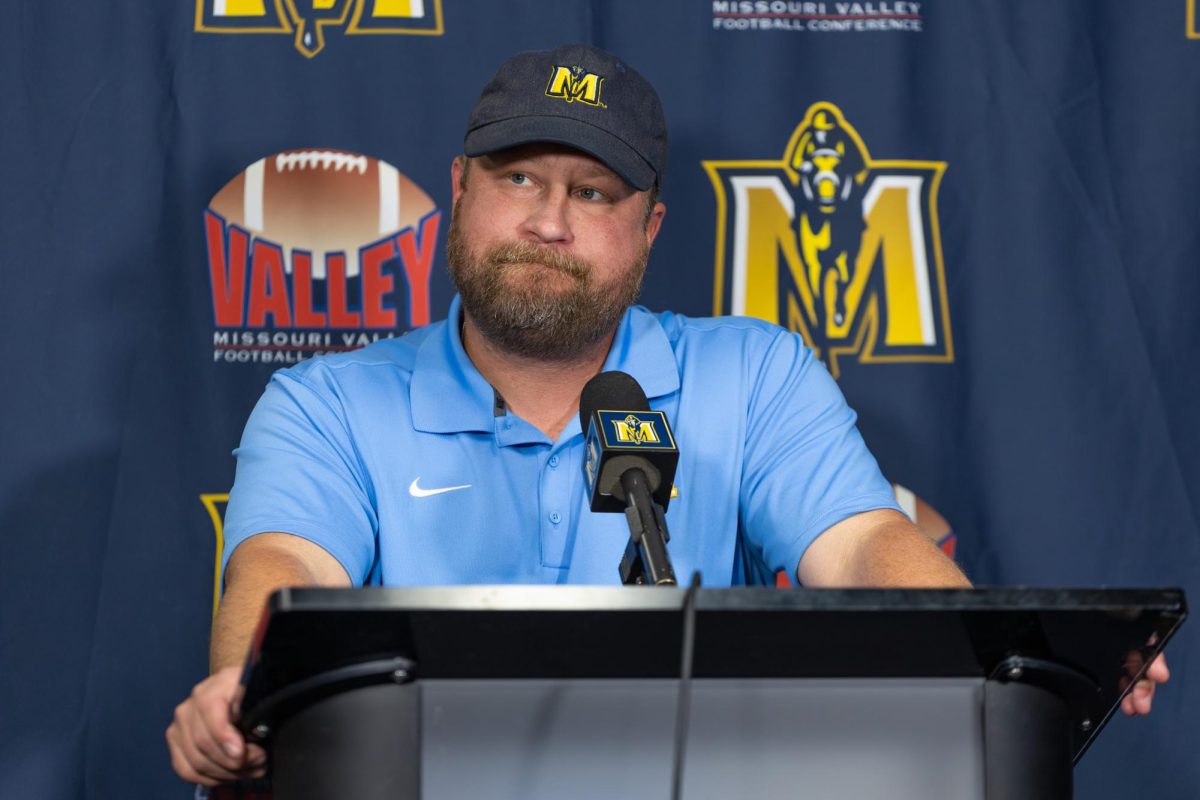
[521,191,573,244]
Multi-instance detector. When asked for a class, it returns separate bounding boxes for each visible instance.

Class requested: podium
[237,586,1184,800]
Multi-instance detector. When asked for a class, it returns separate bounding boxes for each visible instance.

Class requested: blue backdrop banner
[1,1,1197,797]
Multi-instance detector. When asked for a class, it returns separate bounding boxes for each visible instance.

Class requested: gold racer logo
[704,102,953,377]
[195,0,444,58]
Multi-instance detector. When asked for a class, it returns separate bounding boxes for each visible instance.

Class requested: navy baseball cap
[464,44,667,191]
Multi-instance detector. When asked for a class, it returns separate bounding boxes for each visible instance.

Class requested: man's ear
[644,201,666,247]
[450,156,468,207]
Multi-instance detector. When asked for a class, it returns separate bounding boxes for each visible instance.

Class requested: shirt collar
[410,296,497,434]
[410,296,680,435]
[599,303,680,401]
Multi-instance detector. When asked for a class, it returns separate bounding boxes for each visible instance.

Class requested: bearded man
[166,43,1165,788]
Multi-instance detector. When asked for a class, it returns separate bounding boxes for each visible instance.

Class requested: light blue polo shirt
[222,296,900,587]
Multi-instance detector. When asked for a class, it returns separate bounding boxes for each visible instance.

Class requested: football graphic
[208,149,437,279]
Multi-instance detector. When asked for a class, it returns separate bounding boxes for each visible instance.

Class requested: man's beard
[445,213,648,361]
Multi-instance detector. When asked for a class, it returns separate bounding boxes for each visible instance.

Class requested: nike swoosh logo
[409,478,472,498]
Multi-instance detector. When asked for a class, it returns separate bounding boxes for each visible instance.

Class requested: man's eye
[509,173,529,185]
[577,187,603,201]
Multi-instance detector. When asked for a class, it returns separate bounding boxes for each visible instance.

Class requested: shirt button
[549,511,562,524]
[548,455,560,468]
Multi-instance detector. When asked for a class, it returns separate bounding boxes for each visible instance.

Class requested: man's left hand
[1120,653,1169,716]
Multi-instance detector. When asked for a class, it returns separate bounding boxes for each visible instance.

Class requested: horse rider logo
[704,101,953,377]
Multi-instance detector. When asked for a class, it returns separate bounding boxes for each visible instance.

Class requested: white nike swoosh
[409,478,472,498]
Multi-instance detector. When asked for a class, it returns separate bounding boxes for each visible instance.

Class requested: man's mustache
[487,242,590,281]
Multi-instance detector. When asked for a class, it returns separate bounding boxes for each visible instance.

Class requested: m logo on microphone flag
[704,102,954,378]
[613,414,661,445]
[596,410,676,451]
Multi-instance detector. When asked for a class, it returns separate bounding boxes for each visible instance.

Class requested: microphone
[579,371,679,513]
[579,371,678,586]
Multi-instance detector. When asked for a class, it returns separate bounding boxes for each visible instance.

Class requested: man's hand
[167,665,267,786]
[1120,652,1170,716]
[168,533,351,785]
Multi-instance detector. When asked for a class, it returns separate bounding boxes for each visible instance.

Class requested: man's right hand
[169,533,351,785]
[166,665,267,786]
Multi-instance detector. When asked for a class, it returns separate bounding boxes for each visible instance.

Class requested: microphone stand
[617,468,678,586]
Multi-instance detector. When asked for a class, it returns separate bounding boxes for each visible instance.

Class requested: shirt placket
[538,445,575,570]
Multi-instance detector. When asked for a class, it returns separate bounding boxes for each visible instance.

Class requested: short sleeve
[739,331,900,578]
[221,369,377,585]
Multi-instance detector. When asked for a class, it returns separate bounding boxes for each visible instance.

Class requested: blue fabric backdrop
[1,1,1197,797]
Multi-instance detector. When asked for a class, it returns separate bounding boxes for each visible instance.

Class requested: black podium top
[239,586,1184,761]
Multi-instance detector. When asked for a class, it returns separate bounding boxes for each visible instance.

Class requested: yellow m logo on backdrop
[195,0,444,58]
[704,102,953,378]
[200,493,230,620]
[545,66,605,106]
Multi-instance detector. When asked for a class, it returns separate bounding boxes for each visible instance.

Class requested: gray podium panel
[421,678,985,800]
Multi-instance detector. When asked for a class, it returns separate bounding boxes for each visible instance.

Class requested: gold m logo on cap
[545,65,605,106]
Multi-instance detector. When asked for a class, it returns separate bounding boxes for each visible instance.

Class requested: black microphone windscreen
[579,371,650,434]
